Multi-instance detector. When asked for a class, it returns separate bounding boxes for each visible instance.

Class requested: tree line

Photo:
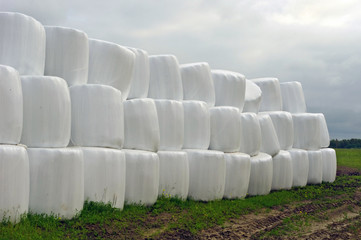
[329,139,361,148]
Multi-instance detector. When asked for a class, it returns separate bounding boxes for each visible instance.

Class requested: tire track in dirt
[305,215,361,240]
[197,199,358,239]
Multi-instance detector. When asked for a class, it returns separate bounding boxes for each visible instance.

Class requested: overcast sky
[2,0,361,139]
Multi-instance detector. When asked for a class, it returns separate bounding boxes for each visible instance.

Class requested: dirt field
[155,167,361,239]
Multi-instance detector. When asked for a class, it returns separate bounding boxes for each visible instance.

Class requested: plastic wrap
[182,100,210,150]
[45,26,89,86]
[82,147,126,209]
[154,100,184,151]
[321,148,336,183]
[239,113,261,156]
[184,149,225,201]
[123,149,159,206]
[28,148,84,219]
[127,47,150,99]
[292,113,321,150]
[317,113,330,148]
[158,151,189,200]
[272,150,293,190]
[248,152,273,196]
[123,99,160,152]
[288,148,309,187]
[88,39,135,100]
[180,62,215,107]
[257,114,281,157]
[307,150,323,184]
[211,70,246,110]
[280,81,307,113]
[21,76,71,147]
[0,65,22,144]
[260,111,293,150]
[0,12,45,75]
[243,80,262,113]
[148,55,183,100]
[252,78,282,111]
[70,84,124,149]
[0,145,29,223]
[209,106,241,153]
[223,152,251,199]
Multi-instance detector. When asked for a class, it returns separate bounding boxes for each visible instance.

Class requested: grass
[1,149,360,239]
[335,148,361,170]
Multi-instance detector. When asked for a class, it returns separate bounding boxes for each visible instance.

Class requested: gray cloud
[1,0,360,139]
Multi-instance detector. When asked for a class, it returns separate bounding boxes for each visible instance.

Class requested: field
[1,149,361,239]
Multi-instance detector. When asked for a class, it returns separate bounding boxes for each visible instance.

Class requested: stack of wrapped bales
[144,55,188,201]
[119,52,160,206]
[0,12,337,222]
[180,63,226,201]
[281,82,336,184]
[23,25,89,219]
[210,70,251,199]
[0,64,29,223]
[75,38,136,208]
[252,78,293,191]
[241,79,273,196]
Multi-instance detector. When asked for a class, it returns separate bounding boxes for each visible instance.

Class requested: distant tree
[330,139,361,148]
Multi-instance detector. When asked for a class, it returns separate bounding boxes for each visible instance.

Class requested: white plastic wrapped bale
[288,149,309,187]
[252,78,282,111]
[0,65,22,144]
[45,26,89,86]
[280,81,307,113]
[321,148,337,183]
[223,152,251,199]
[257,114,281,157]
[0,145,29,223]
[21,76,71,147]
[180,62,215,107]
[0,12,45,75]
[243,80,262,113]
[158,151,189,200]
[82,148,126,209]
[154,100,184,151]
[70,84,124,149]
[211,70,246,110]
[123,99,160,152]
[292,113,321,150]
[148,55,183,100]
[182,100,210,150]
[307,150,323,184]
[317,113,330,148]
[127,47,150,99]
[88,39,135,101]
[239,113,261,156]
[28,148,84,219]
[184,149,225,201]
[248,152,273,196]
[272,150,293,190]
[123,150,159,206]
[209,107,241,153]
[259,111,293,150]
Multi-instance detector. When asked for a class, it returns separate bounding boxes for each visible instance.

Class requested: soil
[155,166,361,239]
[337,166,361,176]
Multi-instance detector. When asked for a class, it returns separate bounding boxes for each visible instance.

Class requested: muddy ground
[156,167,361,240]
